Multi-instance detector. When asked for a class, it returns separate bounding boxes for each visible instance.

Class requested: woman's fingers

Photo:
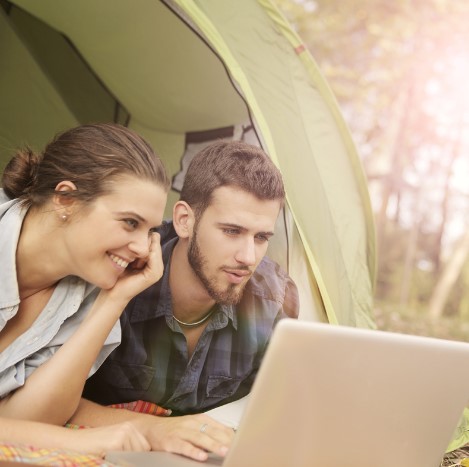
[109,232,164,302]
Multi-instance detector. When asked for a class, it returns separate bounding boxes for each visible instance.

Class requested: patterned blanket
[0,444,118,466]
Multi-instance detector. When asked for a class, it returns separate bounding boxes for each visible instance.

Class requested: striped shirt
[84,222,299,414]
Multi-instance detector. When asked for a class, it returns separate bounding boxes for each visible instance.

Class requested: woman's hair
[1,123,170,207]
[180,140,285,217]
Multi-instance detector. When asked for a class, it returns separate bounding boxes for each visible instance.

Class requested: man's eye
[256,235,270,243]
[223,228,239,235]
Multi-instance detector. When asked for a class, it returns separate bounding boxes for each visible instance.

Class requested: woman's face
[62,174,167,289]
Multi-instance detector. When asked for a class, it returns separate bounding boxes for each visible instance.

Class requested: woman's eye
[124,219,138,229]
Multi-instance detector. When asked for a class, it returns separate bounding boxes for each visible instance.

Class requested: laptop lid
[222,319,469,467]
[107,319,469,467]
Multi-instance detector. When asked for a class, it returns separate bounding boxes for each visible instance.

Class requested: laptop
[106,319,469,467]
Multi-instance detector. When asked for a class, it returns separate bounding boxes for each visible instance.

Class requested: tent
[0,0,376,328]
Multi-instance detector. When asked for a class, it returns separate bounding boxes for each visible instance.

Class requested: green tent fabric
[0,0,376,328]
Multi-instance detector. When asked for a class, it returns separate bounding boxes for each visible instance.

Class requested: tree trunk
[428,229,469,320]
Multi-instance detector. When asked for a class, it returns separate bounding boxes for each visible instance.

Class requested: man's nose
[235,238,257,266]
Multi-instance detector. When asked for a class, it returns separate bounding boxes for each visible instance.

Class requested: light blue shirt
[0,190,121,398]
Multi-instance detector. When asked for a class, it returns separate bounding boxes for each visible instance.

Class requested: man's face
[187,185,281,305]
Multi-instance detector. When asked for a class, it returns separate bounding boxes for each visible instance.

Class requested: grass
[441,447,469,466]
[373,306,469,342]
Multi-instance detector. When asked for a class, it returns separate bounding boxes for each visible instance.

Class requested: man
[84,140,299,416]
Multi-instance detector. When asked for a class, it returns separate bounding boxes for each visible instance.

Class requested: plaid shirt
[84,222,299,415]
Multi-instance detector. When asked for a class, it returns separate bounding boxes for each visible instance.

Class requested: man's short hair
[180,140,285,217]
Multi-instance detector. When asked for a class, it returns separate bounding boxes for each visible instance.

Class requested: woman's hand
[66,422,151,457]
[107,231,164,304]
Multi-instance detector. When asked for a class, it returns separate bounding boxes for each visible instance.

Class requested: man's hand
[136,413,235,461]
[71,399,235,462]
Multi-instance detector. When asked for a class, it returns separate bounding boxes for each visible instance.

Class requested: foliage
[274,0,469,338]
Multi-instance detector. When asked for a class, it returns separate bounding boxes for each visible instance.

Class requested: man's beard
[187,228,246,305]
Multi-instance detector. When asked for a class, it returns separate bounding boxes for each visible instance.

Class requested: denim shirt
[0,190,121,398]
[84,221,299,414]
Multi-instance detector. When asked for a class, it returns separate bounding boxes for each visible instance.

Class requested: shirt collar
[217,303,237,329]
[0,199,26,309]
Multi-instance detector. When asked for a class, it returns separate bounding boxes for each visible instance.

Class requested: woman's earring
[61,214,68,221]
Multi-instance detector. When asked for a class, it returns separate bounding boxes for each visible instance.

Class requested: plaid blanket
[0,400,169,466]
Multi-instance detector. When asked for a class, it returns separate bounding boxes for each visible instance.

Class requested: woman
[0,123,232,460]
[0,122,167,453]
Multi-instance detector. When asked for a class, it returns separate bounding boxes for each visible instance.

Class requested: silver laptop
[107,319,469,467]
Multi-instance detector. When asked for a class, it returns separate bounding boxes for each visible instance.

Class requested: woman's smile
[108,253,130,270]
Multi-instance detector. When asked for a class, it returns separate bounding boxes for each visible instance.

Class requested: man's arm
[281,275,300,319]
[70,398,234,462]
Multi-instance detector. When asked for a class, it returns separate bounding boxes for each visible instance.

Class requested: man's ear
[53,181,78,218]
[173,201,195,239]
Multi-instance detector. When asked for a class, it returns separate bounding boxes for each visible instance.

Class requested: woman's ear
[173,201,195,239]
[53,181,78,219]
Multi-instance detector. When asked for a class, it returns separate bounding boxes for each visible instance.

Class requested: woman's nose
[129,232,150,257]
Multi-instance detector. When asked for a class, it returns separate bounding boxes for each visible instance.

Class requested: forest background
[274,0,469,342]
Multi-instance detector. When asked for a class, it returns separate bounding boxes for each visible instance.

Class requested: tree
[275,0,469,329]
